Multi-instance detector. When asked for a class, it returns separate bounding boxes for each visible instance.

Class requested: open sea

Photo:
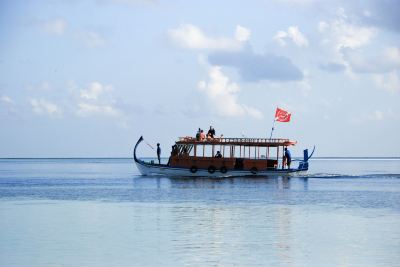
[0,158,399,267]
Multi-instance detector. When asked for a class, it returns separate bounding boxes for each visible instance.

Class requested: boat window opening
[232,145,240,158]
[188,145,196,157]
[202,144,214,158]
[175,144,192,157]
[175,145,182,155]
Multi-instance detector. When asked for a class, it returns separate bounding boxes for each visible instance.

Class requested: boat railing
[177,136,291,144]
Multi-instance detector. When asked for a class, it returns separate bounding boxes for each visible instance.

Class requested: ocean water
[0,158,399,267]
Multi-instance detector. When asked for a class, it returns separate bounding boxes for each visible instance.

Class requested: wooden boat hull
[135,159,307,177]
[134,136,310,177]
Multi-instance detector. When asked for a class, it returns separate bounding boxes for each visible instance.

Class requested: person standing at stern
[284,147,291,169]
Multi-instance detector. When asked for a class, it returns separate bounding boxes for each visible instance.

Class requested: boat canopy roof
[176,137,297,147]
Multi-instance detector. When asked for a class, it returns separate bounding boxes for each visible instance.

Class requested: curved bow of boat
[133,136,144,163]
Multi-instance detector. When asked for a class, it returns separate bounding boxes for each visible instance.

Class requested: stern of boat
[297,146,315,171]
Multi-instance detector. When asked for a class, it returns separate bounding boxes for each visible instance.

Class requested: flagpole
[269,118,276,140]
[269,106,278,139]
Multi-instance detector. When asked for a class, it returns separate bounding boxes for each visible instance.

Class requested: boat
[134,135,314,177]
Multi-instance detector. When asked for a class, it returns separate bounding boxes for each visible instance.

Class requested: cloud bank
[208,49,303,82]
[318,9,376,50]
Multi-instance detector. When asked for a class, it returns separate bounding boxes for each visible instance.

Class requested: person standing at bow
[157,143,161,164]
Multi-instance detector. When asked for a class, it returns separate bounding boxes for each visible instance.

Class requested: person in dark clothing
[207,126,216,138]
[157,143,161,164]
[195,128,200,141]
[215,151,222,158]
[171,145,178,156]
[284,147,291,169]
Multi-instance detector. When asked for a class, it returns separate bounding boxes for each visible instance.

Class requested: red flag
[275,107,291,122]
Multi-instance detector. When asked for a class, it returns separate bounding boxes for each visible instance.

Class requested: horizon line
[0,156,399,160]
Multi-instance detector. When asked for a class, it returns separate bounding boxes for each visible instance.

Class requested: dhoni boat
[133,135,314,177]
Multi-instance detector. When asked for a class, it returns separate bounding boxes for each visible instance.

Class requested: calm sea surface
[0,158,399,267]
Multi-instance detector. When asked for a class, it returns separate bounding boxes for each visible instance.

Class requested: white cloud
[76,82,122,117]
[30,98,61,117]
[0,95,17,115]
[80,82,112,100]
[168,24,250,51]
[274,26,309,47]
[235,25,251,42]
[76,102,120,117]
[198,66,262,118]
[318,9,376,50]
[40,19,67,36]
[343,46,400,74]
[316,8,382,81]
[372,71,400,93]
[1,95,14,105]
[340,46,400,92]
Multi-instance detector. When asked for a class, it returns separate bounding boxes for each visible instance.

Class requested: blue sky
[0,0,399,157]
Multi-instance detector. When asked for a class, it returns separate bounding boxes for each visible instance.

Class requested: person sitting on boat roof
[196,128,201,141]
[215,151,222,158]
[200,130,205,141]
[207,126,215,139]
[284,147,291,169]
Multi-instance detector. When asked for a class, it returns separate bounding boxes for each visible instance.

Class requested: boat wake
[303,173,400,179]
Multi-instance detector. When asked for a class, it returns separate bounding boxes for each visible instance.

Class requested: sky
[0,0,399,157]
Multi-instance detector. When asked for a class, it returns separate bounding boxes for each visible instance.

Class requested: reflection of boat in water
[134,136,314,177]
